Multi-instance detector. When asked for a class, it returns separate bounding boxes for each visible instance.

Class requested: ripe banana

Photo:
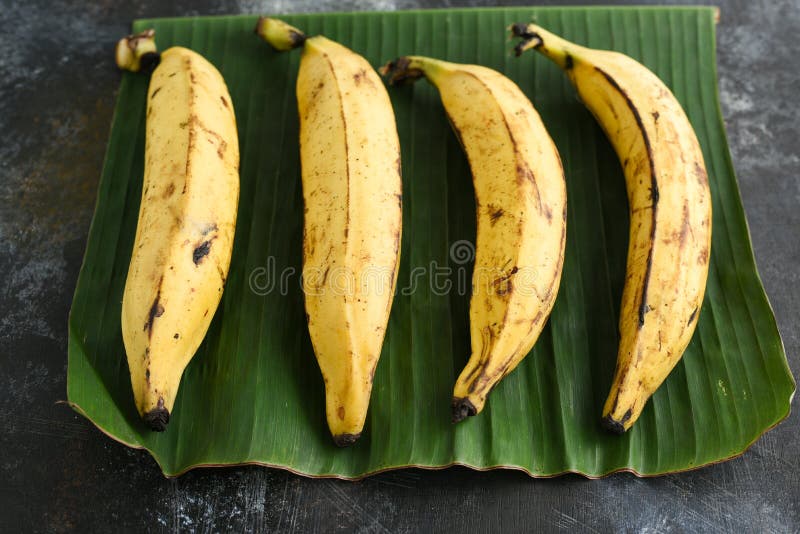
[257,18,402,446]
[513,24,712,433]
[117,31,239,431]
[382,56,567,423]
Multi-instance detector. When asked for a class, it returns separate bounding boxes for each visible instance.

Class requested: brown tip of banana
[510,23,543,56]
[451,397,477,423]
[332,433,361,447]
[143,406,170,432]
[379,57,425,86]
[601,415,627,435]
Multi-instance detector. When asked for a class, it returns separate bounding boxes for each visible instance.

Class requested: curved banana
[513,24,712,433]
[118,31,239,430]
[257,18,402,446]
[383,56,566,423]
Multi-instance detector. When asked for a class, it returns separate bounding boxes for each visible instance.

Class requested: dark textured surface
[1,0,797,531]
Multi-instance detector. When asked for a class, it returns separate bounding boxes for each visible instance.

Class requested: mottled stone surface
[1,0,798,531]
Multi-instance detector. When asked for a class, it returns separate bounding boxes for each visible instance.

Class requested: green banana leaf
[67,6,794,478]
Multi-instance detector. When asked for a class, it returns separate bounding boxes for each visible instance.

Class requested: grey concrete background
[1,0,798,531]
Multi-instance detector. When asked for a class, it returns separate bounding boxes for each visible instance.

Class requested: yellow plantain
[382,56,566,423]
[117,31,239,431]
[257,18,402,446]
[514,24,712,433]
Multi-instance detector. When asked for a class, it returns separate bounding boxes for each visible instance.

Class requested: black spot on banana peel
[687,306,699,325]
[332,433,361,448]
[353,68,372,86]
[452,397,477,423]
[162,182,175,198]
[143,291,164,335]
[193,239,212,265]
[488,204,505,225]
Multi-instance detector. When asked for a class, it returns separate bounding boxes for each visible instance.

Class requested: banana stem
[255,17,307,51]
[380,55,448,86]
[511,23,582,70]
[511,23,544,55]
[115,29,160,73]
[380,57,423,85]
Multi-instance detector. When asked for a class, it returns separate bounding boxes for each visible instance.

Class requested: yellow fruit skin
[121,47,239,430]
[394,57,567,421]
[297,37,402,445]
[517,26,712,432]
